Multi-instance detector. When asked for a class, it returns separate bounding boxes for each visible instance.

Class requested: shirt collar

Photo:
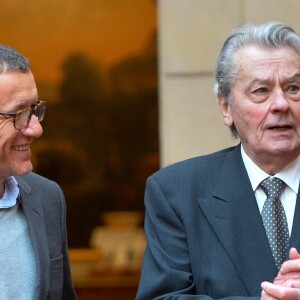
[0,176,19,209]
[241,145,300,194]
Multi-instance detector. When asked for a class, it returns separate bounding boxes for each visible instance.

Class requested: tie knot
[260,177,286,199]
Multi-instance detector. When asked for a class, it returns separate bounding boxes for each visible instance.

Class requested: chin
[13,163,33,176]
[269,145,299,157]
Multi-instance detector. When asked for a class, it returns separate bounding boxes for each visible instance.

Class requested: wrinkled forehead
[233,45,300,79]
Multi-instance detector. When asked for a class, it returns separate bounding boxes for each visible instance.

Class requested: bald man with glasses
[0,45,77,299]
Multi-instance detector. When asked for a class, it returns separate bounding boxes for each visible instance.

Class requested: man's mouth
[268,125,292,131]
[14,145,30,151]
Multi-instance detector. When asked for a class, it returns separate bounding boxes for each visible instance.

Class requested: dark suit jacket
[136,145,300,300]
[15,172,77,300]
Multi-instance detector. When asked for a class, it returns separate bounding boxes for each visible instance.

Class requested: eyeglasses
[0,100,46,130]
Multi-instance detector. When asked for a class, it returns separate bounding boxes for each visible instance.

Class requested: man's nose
[20,115,43,138]
[270,89,290,112]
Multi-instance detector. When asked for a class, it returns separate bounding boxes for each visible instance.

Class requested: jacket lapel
[16,177,50,299]
[197,146,277,296]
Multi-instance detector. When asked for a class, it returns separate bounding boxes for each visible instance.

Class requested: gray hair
[0,44,30,73]
[214,22,300,137]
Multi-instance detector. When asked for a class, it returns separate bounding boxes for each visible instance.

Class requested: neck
[242,146,300,175]
[254,155,298,175]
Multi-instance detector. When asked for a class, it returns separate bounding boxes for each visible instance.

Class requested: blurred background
[2,0,300,299]
[0,0,158,298]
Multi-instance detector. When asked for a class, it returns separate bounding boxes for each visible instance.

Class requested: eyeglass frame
[0,100,46,130]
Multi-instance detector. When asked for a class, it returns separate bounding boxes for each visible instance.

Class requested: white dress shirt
[241,146,300,236]
[0,176,19,209]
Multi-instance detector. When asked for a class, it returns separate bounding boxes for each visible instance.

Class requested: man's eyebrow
[287,74,300,82]
[249,74,300,85]
[249,78,272,85]
[6,98,37,112]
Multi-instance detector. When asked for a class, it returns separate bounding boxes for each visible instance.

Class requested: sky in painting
[0,0,156,82]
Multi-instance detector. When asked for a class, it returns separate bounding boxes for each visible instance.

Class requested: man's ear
[217,95,234,127]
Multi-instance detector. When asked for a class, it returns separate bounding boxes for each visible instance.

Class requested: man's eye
[254,87,268,94]
[288,85,300,93]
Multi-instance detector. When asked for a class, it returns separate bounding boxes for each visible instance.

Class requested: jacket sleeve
[136,176,260,300]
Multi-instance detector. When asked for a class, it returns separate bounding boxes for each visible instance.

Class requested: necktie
[260,177,289,269]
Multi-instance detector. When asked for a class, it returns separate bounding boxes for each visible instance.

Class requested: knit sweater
[0,203,37,299]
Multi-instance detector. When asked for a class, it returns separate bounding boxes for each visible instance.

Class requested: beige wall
[158,0,300,166]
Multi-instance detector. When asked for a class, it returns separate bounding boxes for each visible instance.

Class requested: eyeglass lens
[32,102,45,121]
[15,102,46,130]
